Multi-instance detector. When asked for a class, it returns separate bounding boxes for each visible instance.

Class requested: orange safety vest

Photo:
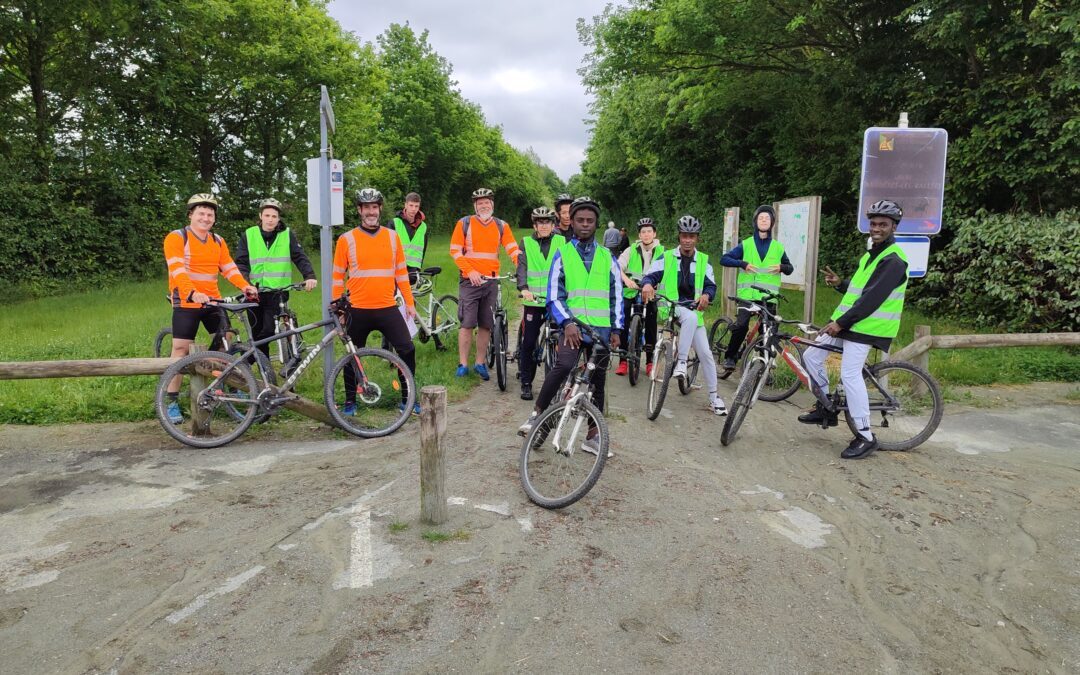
[332,226,414,310]
[164,227,248,308]
[449,216,519,277]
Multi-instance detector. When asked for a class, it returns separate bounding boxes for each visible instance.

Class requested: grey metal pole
[319,91,334,375]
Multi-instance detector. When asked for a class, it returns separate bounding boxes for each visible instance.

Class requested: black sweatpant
[246,290,288,358]
[517,305,547,386]
[535,336,609,413]
[725,301,776,361]
[343,306,416,404]
[620,297,658,364]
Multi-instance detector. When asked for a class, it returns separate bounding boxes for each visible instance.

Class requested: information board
[858,127,948,235]
[894,235,930,278]
[772,196,822,323]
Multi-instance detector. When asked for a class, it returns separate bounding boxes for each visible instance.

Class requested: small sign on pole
[894,235,931,278]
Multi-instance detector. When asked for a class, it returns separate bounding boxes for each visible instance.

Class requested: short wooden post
[912,325,931,396]
[187,343,211,436]
[419,386,448,525]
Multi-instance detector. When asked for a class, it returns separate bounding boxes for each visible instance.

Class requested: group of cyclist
[164,184,911,460]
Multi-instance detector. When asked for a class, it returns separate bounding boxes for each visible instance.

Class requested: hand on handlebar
[563,322,582,350]
[641,283,656,302]
[821,321,842,337]
[696,293,710,312]
[191,291,211,304]
[624,277,639,292]
[242,285,258,300]
[521,290,535,303]
[303,278,317,291]
[467,270,483,287]
[609,331,621,351]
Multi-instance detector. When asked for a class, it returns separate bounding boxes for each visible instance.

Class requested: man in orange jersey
[449,187,520,380]
[162,193,257,424]
[332,188,419,415]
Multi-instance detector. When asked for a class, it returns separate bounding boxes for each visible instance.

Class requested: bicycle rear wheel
[520,398,608,509]
[494,315,508,391]
[678,350,700,395]
[646,341,673,421]
[844,360,943,451]
[740,336,803,402]
[153,327,173,358]
[155,350,259,448]
[325,348,415,438]
[431,295,459,350]
[721,360,763,446]
[627,314,642,386]
[708,317,734,358]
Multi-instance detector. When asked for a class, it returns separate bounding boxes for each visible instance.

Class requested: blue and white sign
[859,127,948,235]
[895,235,930,278]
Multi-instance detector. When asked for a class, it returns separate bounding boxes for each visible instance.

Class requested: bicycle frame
[781,336,901,416]
[551,324,608,454]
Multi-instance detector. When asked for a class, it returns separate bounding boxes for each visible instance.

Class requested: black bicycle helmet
[677,215,702,233]
[866,199,903,223]
[354,188,383,206]
[637,217,655,230]
[554,193,573,208]
[531,206,556,222]
[569,196,600,217]
[471,187,495,201]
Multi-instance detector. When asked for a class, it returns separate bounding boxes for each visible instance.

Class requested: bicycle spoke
[520,399,608,508]
[846,361,943,451]
[325,348,415,438]
[155,351,259,448]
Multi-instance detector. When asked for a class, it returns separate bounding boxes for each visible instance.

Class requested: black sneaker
[797,402,838,427]
[841,434,878,459]
[520,382,533,401]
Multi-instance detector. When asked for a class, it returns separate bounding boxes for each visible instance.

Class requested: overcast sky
[327,1,620,182]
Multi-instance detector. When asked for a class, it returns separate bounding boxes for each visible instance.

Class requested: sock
[855,418,873,441]
[166,392,179,402]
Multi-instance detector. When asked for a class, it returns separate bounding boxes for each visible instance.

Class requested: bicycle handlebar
[255,282,308,293]
[479,273,516,282]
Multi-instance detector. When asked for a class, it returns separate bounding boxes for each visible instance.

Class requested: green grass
[1066,389,1080,402]
[421,529,471,543]
[0,230,1076,424]
[388,521,410,533]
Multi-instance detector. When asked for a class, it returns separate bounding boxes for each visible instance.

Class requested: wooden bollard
[187,344,211,436]
[912,325,931,397]
[419,385,448,525]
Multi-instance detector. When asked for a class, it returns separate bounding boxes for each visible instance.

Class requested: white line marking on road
[303,480,396,531]
[517,516,533,532]
[447,496,468,506]
[740,485,785,500]
[277,543,297,551]
[476,502,512,517]
[4,570,60,593]
[761,507,834,549]
[334,510,373,589]
[166,565,265,624]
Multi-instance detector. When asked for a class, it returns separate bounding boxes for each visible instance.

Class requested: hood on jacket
[751,204,776,235]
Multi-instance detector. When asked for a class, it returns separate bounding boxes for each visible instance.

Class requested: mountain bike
[720,286,943,450]
[710,296,804,401]
[481,273,515,392]
[645,296,701,421]
[514,293,560,377]
[623,283,653,387]
[155,293,415,449]
[153,293,244,358]
[408,266,459,350]
[519,321,611,509]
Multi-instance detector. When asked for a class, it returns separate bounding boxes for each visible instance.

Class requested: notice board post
[721,207,739,318]
[771,196,821,324]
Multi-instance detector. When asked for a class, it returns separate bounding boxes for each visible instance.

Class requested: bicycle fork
[552,387,587,456]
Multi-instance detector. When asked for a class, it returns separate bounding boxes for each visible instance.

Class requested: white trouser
[802,334,872,439]
[674,305,719,400]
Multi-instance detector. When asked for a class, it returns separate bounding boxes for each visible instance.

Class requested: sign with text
[894,235,930,278]
[858,127,948,235]
[306,157,344,226]
[772,196,822,324]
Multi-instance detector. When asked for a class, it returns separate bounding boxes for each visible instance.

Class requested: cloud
[327,0,618,181]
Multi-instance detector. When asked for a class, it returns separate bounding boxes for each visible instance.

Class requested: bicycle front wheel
[494,316,508,391]
[844,360,943,451]
[520,398,609,509]
[646,341,673,421]
[325,348,415,438]
[721,360,763,446]
[679,350,700,395]
[155,350,259,448]
[741,336,803,402]
[627,314,642,386]
[708,316,734,358]
[153,327,172,358]
[431,295,459,344]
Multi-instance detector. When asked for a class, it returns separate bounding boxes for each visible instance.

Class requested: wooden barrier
[419,386,448,525]
[890,327,1080,364]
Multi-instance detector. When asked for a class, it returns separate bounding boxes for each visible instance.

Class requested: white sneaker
[672,360,687,382]
[711,397,728,416]
[518,411,538,437]
[582,435,614,458]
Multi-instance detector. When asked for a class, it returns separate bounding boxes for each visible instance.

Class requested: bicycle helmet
[258,198,282,212]
[554,193,573,208]
[569,196,600,217]
[531,206,556,222]
[471,187,495,201]
[637,217,655,230]
[186,193,219,211]
[866,199,903,223]
[677,215,702,233]
[354,188,383,206]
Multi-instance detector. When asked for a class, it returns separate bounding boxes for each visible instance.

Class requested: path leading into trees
[1,378,1077,673]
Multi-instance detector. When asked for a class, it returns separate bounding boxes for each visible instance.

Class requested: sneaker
[520,382,533,401]
[711,397,728,416]
[518,411,538,437]
[797,402,838,427]
[165,401,183,424]
[672,360,687,382]
[473,363,490,381]
[723,357,737,371]
[342,401,357,416]
[615,361,629,376]
[399,401,421,416]
[841,433,878,459]
[581,435,614,458]
[455,364,469,378]
[645,363,654,377]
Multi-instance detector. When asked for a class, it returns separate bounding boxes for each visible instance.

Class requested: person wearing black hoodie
[719,204,794,370]
[383,192,428,285]
[235,198,317,357]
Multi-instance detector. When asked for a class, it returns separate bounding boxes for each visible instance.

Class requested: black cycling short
[171,306,226,341]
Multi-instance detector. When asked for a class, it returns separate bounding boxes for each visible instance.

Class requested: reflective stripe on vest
[172,228,223,281]
[657,250,707,326]
[523,234,565,307]
[394,218,427,268]
[560,243,613,328]
[246,227,292,289]
[830,243,909,338]
[735,237,783,301]
[462,217,503,261]
[623,243,664,298]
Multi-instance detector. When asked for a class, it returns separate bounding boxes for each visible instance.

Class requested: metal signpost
[307,85,344,373]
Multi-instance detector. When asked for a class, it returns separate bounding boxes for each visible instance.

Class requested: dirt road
[1,378,1077,673]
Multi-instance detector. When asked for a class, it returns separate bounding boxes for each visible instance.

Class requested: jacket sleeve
[234,232,251,279]
[547,251,572,327]
[835,254,908,329]
[779,251,794,275]
[218,239,249,289]
[720,243,747,269]
[640,255,665,289]
[290,231,316,280]
[610,254,624,330]
[393,232,415,309]
[703,260,717,302]
[515,244,529,290]
[450,219,475,276]
[164,232,194,302]
[331,236,348,299]
[501,223,521,265]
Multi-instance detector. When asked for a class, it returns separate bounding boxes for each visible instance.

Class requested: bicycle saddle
[422,266,442,276]
[212,301,259,312]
